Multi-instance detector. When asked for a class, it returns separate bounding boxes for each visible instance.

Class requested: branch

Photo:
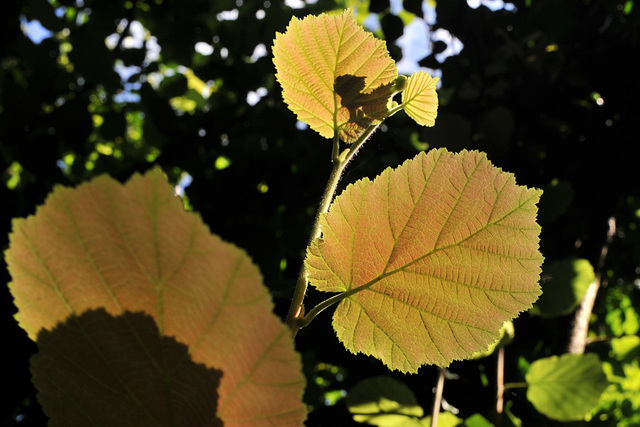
[568,217,616,354]
[495,346,505,427]
[285,124,381,337]
[430,367,446,427]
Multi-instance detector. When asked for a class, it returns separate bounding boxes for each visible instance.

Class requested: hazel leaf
[6,168,306,426]
[526,353,608,421]
[401,71,439,127]
[306,149,543,372]
[272,9,398,143]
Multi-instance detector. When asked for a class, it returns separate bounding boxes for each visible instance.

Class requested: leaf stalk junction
[285,123,381,337]
[285,74,411,337]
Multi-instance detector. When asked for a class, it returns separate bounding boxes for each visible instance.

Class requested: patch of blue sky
[174,172,193,197]
[468,0,516,11]
[366,0,514,76]
[107,20,160,103]
[361,0,459,76]
[285,0,318,9]
[20,16,53,44]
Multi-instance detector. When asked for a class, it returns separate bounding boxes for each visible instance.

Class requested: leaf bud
[393,75,407,92]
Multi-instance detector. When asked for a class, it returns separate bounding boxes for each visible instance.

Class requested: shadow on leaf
[334,74,394,143]
[31,309,223,427]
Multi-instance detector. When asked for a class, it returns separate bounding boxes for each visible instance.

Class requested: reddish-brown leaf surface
[306,149,543,372]
[6,169,306,426]
[273,9,397,142]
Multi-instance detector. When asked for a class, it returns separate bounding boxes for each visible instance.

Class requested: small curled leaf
[393,75,408,92]
[402,71,439,126]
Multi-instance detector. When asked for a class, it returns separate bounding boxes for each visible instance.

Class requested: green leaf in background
[529,258,595,318]
[420,413,489,427]
[346,376,423,426]
[526,353,608,421]
[605,287,640,336]
[461,413,493,427]
[595,356,640,426]
[419,412,462,427]
[611,335,640,363]
[471,320,514,359]
[537,179,574,224]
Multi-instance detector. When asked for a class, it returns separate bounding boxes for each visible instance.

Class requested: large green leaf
[526,353,608,421]
[530,258,595,318]
[272,9,398,142]
[306,149,543,372]
[346,376,423,426]
[6,169,306,426]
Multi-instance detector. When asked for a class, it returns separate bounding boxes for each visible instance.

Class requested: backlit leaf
[526,353,608,421]
[306,149,543,372]
[272,9,398,142]
[419,412,463,427]
[471,320,514,359]
[401,71,439,127]
[6,168,306,426]
[346,376,423,425]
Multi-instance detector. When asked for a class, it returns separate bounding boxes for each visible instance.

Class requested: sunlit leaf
[471,320,514,359]
[419,412,462,427]
[461,414,493,427]
[401,71,439,127]
[605,287,640,336]
[6,169,306,426]
[596,358,640,425]
[306,148,543,372]
[273,9,398,142]
[346,376,423,426]
[526,353,608,421]
[610,335,640,362]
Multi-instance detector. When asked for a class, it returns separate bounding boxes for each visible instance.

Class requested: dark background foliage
[2,0,639,425]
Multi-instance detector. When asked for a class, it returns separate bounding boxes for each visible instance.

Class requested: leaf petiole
[386,102,404,118]
[286,123,381,337]
[297,265,389,329]
[297,284,365,329]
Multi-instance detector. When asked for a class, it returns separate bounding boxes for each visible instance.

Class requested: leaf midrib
[353,187,540,297]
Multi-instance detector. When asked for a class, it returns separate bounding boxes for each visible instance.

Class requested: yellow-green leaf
[526,353,608,421]
[530,258,595,318]
[346,376,423,426]
[402,71,439,127]
[306,149,543,372]
[272,9,398,143]
[6,169,306,426]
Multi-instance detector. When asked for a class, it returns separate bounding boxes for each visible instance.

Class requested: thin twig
[495,346,505,427]
[431,367,446,427]
[568,217,616,354]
